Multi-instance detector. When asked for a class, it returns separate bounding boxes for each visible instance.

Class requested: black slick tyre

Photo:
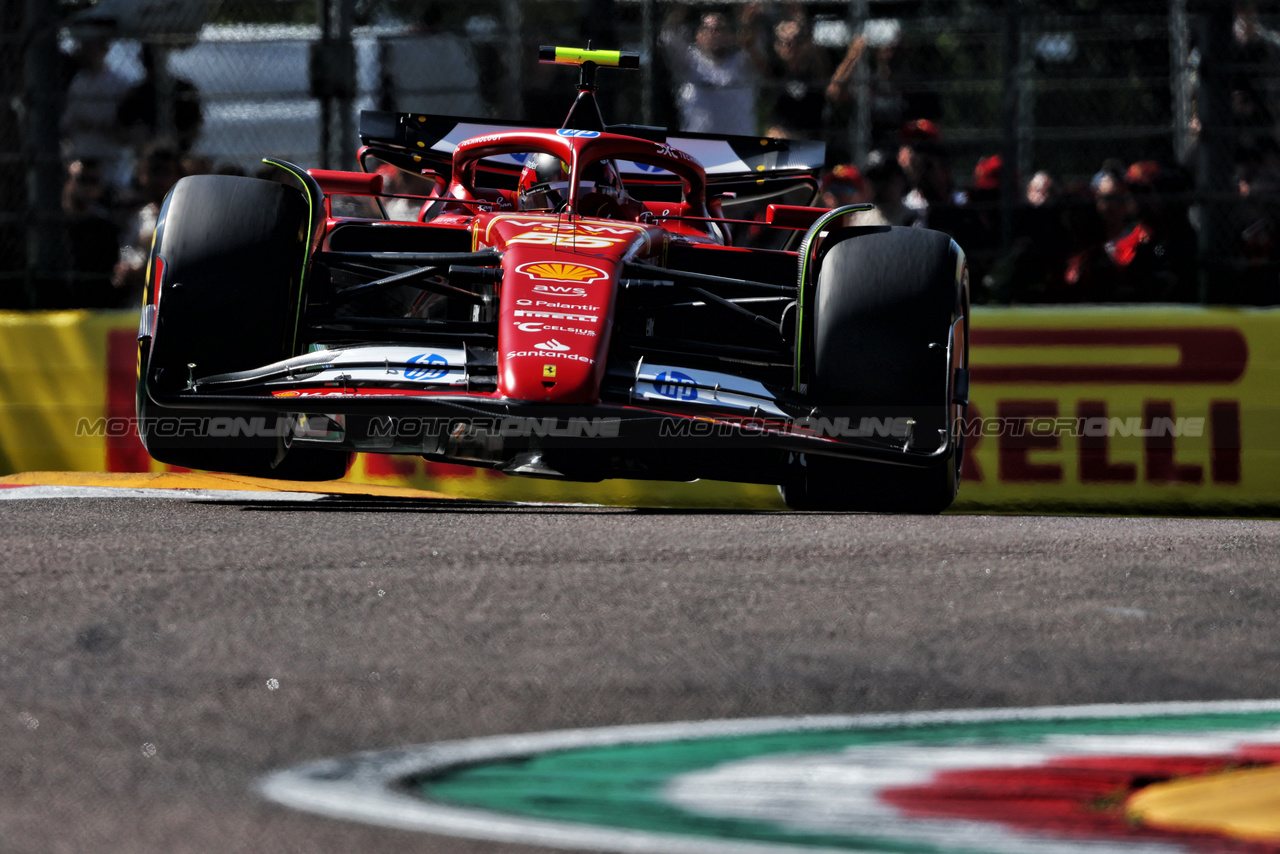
[137,174,350,480]
[782,226,968,513]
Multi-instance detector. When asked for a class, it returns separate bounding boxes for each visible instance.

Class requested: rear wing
[358,111,826,184]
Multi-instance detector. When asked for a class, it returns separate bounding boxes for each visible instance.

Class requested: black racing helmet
[517,153,570,211]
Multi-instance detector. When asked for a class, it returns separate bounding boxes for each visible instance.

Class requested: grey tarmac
[3,495,1279,853]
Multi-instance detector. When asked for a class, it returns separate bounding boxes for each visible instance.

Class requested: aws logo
[517,262,609,283]
[532,285,588,299]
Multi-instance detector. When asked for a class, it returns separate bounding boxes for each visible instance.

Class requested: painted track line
[0,471,452,501]
[0,485,329,501]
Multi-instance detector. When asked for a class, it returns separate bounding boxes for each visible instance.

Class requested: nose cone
[496,247,617,404]
[500,344,600,403]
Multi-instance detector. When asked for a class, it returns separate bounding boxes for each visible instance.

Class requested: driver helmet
[517,153,570,211]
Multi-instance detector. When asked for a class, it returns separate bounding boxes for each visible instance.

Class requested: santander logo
[535,339,571,352]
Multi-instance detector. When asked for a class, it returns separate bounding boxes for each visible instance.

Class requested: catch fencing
[2,0,1276,307]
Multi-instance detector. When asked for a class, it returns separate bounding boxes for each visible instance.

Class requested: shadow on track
[194,495,788,515]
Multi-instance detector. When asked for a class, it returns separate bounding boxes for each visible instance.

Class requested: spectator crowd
[57,31,233,309]
[52,2,1280,308]
[660,1,1280,305]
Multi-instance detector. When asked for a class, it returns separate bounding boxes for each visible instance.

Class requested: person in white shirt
[660,6,769,136]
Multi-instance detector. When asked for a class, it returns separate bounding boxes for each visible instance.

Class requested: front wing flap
[139,345,956,471]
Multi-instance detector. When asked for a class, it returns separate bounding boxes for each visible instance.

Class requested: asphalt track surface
[4,492,1280,854]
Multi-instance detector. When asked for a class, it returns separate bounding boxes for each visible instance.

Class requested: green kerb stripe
[420,711,1280,854]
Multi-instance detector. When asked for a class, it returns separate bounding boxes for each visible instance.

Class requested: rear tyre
[781,226,968,513]
[137,174,351,480]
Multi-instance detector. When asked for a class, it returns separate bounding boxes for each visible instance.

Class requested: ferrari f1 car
[136,47,969,512]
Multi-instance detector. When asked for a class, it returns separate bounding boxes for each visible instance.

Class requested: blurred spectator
[1025,170,1059,207]
[849,149,914,227]
[897,119,954,228]
[61,158,123,308]
[113,142,184,304]
[827,18,940,151]
[764,12,829,140]
[981,166,1076,304]
[947,155,1006,298]
[818,163,869,209]
[1232,4,1280,150]
[1118,160,1198,301]
[60,35,131,195]
[1063,167,1132,300]
[118,43,204,155]
[378,5,486,118]
[1234,145,1280,301]
[660,5,769,135]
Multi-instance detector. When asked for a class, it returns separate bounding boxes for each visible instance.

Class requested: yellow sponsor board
[0,310,128,473]
[958,306,1278,514]
[1,307,1278,512]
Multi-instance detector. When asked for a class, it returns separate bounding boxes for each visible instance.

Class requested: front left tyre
[781,226,968,513]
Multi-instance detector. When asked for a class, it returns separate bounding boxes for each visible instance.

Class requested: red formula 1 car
[137,47,969,512]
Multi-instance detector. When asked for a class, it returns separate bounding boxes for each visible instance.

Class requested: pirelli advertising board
[958,307,1271,514]
[0,306,1276,513]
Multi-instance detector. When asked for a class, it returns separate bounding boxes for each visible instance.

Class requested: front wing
[138,343,958,482]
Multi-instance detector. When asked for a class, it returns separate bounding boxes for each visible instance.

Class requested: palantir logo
[535,339,571,352]
[653,371,698,401]
[403,353,449,380]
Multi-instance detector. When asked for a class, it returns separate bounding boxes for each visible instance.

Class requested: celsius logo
[532,284,588,297]
[403,353,449,380]
[653,371,698,401]
[535,339,571,352]
[517,262,608,284]
[516,322,543,332]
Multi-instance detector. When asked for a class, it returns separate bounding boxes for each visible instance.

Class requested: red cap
[900,119,942,143]
[973,155,1002,191]
[822,164,865,193]
[1125,160,1161,188]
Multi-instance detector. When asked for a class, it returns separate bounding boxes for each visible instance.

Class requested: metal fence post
[23,0,65,308]
[503,0,524,120]
[1016,9,1036,195]
[999,0,1023,255]
[641,0,656,126]
[848,0,869,166]
[336,0,355,167]
[1170,0,1193,163]
[1193,0,1234,302]
[312,0,356,170]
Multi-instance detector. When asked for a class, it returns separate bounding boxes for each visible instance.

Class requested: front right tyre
[137,174,350,480]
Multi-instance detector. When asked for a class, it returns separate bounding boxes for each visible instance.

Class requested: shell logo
[517,261,608,284]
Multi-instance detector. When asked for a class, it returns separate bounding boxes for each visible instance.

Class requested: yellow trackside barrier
[958,306,1278,515]
[1,306,1278,512]
[0,310,133,474]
